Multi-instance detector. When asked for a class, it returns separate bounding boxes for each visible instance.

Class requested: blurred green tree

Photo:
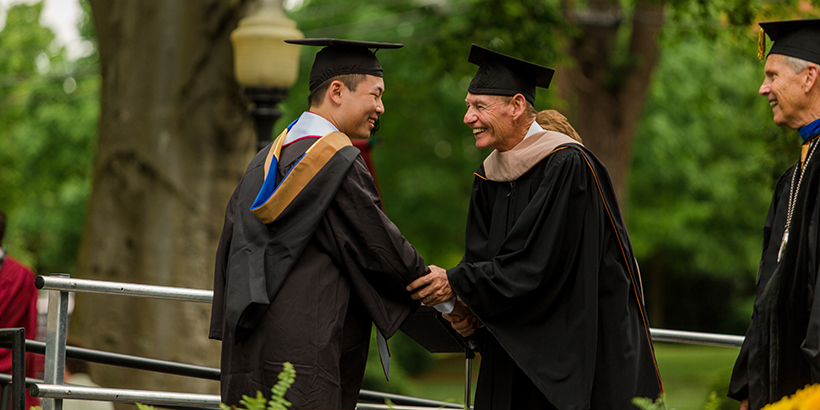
[628,19,802,333]
[0,1,98,275]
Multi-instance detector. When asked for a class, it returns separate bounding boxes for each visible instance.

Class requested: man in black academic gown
[407,45,663,410]
[209,39,432,409]
[728,20,820,410]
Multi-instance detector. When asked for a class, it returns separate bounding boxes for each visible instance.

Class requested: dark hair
[0,209,5,246]
[308,74,368,108]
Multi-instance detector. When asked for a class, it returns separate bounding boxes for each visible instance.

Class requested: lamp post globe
[231,0,303,151]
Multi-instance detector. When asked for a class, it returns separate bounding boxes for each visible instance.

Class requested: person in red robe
[351,138,380,192]
[0,210,40,409]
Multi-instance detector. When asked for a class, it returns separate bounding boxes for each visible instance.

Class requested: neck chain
[778,140,819,262]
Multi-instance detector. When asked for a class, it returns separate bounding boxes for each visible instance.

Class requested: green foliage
[216,361,298,410]
[704,371,739,410]
[628,19,798,332]
[664,0,757,39]
[0,1,99,275]
[703,391,723,410]
[633,391,722,410]
[269,361,296,410]
[238,391,268,410]
[632,396,666,410]
[137,362,296,410]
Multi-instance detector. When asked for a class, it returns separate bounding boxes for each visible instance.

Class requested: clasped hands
[406,264,482,337]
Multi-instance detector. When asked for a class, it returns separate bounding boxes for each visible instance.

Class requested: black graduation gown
[447,135,662,410]
[729,144,820,409]
[209,133,427,409]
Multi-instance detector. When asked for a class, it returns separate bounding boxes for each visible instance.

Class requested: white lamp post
[231,0,304,150]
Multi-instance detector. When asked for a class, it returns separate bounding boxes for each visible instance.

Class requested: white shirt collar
[284,112,339,145]
[523,120,545,140]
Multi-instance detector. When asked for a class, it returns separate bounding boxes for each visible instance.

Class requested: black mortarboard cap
[759,19,820,64]
[467,44,555,105]
[285,38,403,92]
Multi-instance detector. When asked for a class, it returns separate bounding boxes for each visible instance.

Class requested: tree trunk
[72,0,256,402]
[557,0,664,324]
[561,0,664,209]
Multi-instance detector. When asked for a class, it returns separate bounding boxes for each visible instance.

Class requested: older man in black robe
[408,45,663,410]
[729,19,820,410]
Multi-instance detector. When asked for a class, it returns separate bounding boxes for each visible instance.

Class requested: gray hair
[782,55,811,74]
[501,95,537,119]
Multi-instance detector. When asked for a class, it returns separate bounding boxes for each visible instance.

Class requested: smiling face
[760,54,813,129]
[336,75,385,139]
[463,93,520,151]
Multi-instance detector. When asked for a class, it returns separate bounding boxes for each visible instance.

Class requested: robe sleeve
[209,181,241,340]
[314,157,426,337]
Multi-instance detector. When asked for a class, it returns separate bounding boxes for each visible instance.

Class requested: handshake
[405,264,483,337]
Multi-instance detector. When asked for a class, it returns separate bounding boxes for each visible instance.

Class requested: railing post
[0,328,26,410]
[10,329,24,410]
[42,273,70,410]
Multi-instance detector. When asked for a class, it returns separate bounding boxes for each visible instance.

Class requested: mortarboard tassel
[758,28,766,61]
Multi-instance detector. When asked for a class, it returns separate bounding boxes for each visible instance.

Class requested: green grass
[653,344,740,410]
[396,344,741,410]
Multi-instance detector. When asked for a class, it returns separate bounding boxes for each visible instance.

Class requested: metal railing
[33,275,213,303]
[650,328,744,348]
[23,274,467,410]
[0,274,746,410]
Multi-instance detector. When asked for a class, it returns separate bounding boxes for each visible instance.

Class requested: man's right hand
[407,265,454,305]
[442,301,482,337]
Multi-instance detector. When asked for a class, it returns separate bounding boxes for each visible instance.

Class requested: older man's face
[463,93,517,151]
[760,54,810,129]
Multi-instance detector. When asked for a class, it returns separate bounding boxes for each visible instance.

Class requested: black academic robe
[209,133,427,409]
[447,131,663,410]
[729,143,820,409]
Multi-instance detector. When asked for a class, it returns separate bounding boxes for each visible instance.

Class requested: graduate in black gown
[209,39,432,409]
[407,45,663,410]
[728,19,820,410]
